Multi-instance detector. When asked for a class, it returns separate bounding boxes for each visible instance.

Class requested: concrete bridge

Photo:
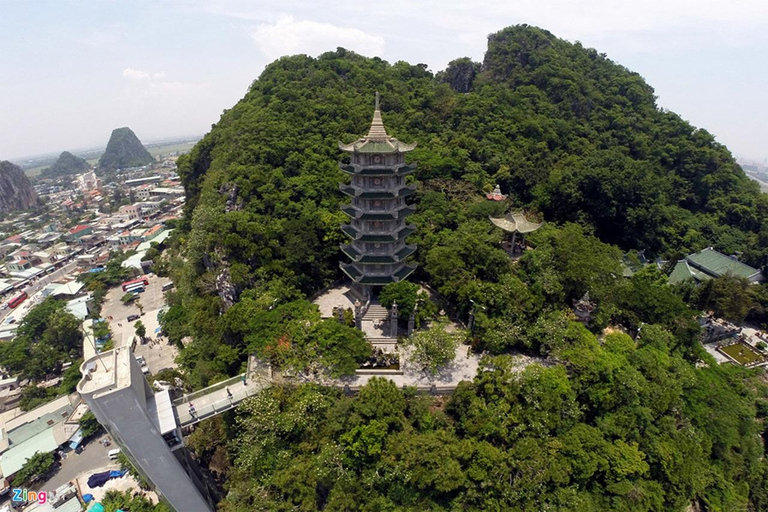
[172,357,271,428]
[173,374,267,427]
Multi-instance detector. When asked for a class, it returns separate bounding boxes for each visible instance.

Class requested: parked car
[127,314,140,322]
[135,356,150,374]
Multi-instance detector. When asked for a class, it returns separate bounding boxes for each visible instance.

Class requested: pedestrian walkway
[173,362,271,427]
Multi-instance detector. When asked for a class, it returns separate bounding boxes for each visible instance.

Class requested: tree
[13,451,55,485]
[101,490,172,512]
[693,274,757,323]
[79,411,102,438]
[404,321,465,375]
[135,321,146,339]
[121,292,136,303]
[379,281,420,316]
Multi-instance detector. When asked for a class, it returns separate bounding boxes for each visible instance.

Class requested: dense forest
[163,25,768,510]
[98,127,155,172]
[40,150,89,179]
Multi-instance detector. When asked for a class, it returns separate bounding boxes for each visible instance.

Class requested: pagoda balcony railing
[339,183,416,199]
[339,162,416,176]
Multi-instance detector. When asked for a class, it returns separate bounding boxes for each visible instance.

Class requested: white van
[108,448,121,460]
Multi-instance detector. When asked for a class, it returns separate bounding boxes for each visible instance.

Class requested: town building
[118,204,140,221]
[6,259,32,273]
[67,224,93,241]
[135,184,154,201]
[0,394,82,483]
[338,94,417,299]
[124,176,162,187]
[76,171,99,191]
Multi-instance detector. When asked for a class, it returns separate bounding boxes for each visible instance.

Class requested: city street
[0,260,79,324]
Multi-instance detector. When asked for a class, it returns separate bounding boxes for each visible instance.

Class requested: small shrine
[486,184,507,201]
[489,211,542,255]
[573,292,596,324]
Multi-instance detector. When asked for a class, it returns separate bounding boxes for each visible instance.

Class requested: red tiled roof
[69,225,90,234]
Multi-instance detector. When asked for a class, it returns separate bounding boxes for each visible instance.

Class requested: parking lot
[101,274,172,353]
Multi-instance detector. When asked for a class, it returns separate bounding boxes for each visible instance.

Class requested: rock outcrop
[40,151,90,179]
[441,57,480,93]
[0,161,39,213]
[98,127,155,172]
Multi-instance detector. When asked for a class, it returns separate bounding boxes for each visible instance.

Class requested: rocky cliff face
[0,161,39,214]
[98,127,155,172]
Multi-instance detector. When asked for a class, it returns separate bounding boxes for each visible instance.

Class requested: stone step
[363,305,389,320]
[368,338,398,344]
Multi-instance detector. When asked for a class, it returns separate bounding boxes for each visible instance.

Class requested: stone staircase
[363,303,388,322]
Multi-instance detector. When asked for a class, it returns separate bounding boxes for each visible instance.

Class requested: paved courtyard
[134,337,179,376]
[101,274,172,350]
[297,345,546,390]
[312,284,357,318]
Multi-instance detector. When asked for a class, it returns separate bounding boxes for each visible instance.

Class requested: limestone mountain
[40,151,90,179]
[98,127,155,172]
[0,161,39,214]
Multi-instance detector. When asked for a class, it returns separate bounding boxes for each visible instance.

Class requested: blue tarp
[89,503,104,512]
[87,471,111,488]
[87,267,105,273]
[82,493,94,503]
[154,327,162,333]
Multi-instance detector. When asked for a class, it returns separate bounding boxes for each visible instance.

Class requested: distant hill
[40,151,90,179]
[98,127,155,172]
[0,161,39,213]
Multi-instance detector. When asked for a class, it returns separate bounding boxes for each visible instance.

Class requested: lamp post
[468,299,485,337]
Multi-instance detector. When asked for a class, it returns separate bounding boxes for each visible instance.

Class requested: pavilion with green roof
[668,247,764,285]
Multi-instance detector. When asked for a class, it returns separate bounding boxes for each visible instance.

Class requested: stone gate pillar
[391,302,398,339]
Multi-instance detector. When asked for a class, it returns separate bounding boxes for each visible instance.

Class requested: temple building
[489,211,543,255]
[339,94,417,299]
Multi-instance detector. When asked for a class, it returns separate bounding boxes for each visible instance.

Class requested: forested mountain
[98,127,154,171]
[165,25,768,511]
[40,150,89,179]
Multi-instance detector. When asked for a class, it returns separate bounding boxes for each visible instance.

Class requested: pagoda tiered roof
[341,203,415,221]
[339,94,417,154]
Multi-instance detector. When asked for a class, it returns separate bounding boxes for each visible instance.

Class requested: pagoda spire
[366,91,389,141]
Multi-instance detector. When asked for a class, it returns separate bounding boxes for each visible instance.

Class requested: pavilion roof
[489,211,543,234]
[339,93,416,154]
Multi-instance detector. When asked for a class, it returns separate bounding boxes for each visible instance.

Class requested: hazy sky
[1,0,767,162]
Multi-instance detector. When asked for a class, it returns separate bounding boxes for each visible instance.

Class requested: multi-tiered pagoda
[339,94,417,299]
